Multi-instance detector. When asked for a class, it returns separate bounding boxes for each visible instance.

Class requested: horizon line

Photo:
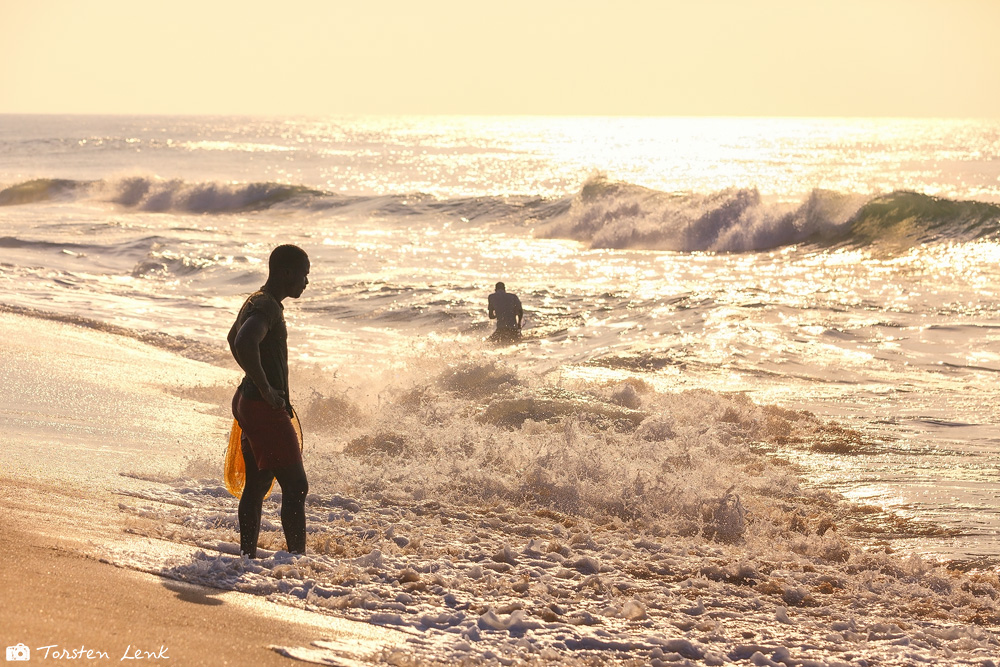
[2,111,999,121]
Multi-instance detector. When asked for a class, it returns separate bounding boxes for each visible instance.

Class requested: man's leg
[494,328,519,344]
[273,462,308,554]
[238,436,275,558]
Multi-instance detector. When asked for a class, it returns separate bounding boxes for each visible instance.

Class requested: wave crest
[541,175,865,252]
[0,176,323,213]
[850,191,1000,245]
[100,177,322,213]
[0,178,86,206]
[541,175,1000,253]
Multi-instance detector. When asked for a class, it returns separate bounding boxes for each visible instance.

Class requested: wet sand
[0,511,392,666]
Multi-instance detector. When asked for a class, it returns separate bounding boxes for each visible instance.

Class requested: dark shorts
[232,390,301,471]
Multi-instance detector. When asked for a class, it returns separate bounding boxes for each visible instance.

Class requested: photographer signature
[6,643,169,661]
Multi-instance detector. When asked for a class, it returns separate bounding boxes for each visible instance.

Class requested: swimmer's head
[495,282,505,292]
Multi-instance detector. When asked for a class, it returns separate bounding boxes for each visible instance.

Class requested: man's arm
[227,319,241,355]
[515,297,523,328]
[231,313,285,410]
[488,294,497,320]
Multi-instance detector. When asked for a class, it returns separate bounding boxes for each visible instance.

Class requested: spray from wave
[294,354,877,545]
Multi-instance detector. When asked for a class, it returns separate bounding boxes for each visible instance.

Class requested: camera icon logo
[6,643,30,661]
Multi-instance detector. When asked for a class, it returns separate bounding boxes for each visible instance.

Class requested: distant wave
[102,176,325,213]
[0,178,88,206]
[0,176,554,219]
[540,175,1000,253]
[0,177,326,213]
[4,175,999,252]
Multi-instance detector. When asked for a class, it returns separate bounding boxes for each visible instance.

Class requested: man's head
[495,282,505,292]
[268,244,310,298]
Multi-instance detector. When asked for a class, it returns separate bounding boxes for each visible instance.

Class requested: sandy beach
[0,312,405,665]
[0,509,398,666]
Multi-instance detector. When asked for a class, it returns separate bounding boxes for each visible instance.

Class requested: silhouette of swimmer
[488,281,523,344]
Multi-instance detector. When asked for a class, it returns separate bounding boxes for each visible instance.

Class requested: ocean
[3,114,1000,664]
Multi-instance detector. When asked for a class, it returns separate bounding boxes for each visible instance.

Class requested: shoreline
[0,311,406,664]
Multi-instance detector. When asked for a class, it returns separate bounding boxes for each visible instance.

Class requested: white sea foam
[108,359,1000,665]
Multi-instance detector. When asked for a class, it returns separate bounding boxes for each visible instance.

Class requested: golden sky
[2,0,998,117]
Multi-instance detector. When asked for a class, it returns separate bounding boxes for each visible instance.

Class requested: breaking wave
[102,177,324,213]
[4,174,1000,252]
[541,175,1000,253]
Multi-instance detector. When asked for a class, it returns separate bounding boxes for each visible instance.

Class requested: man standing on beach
[488,281,523,344]
[228,244,310,558]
